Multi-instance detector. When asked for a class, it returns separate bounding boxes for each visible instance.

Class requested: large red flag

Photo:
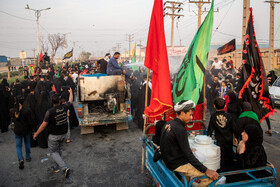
[144,0,173,117]
[38,50,43,62]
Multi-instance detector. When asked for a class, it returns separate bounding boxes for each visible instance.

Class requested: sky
[0,0,279,58]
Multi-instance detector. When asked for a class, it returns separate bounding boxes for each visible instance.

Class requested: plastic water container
[188,135,221,171]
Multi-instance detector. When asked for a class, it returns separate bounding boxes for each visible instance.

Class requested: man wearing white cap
[160,100,219,186]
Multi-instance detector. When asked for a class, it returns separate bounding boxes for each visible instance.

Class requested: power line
[0,10,35,21]
[213,0,236,36]
[39,23,50,34]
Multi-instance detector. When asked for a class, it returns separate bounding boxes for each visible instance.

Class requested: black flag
[63,49,73,60]
[239,8,276,122]
[217,39,236,55]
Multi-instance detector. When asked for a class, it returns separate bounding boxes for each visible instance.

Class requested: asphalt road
[0,108,279,186]
[0,123,153,187]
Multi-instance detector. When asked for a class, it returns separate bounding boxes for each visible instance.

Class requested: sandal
[66,139,72,143]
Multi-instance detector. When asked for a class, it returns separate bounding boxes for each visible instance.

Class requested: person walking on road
[10,95,33,169]
[33,88,73,178]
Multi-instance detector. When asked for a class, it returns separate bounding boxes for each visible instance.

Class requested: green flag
[131,42,138,71]
[173,0,214,105]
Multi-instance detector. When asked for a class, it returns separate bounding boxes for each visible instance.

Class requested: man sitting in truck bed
[107,52,126,75]
[160,100,219,186]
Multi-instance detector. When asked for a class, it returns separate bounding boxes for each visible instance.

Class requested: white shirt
[212,61,223,69]
[72,73,78,83]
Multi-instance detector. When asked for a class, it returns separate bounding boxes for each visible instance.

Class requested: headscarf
[242,102,252,111]
[244,124,263,148]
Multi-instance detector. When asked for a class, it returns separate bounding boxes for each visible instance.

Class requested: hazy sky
[0,0,279,58]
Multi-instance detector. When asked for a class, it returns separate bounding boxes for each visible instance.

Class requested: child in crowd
[219,81,229,98]
[207,98,236,172]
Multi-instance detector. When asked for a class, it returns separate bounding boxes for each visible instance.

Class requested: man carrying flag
[239,8,276,129]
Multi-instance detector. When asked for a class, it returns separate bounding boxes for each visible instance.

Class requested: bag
[153,148,162,162]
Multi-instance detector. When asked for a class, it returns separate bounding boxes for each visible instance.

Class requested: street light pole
[25,4,51,66]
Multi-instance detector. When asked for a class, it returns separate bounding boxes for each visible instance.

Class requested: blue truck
[144,122,277,187]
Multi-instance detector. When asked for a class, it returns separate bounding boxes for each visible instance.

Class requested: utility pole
[189,0,218,29]
[265,0,280,71]
[25,4,51,66]
[127,34,134,60]
[242,0,250,45]
[71,41,78,62]
[32,48,36,65]
[137,40,143,61]
[164,1,184,46]
[116,43,121,52]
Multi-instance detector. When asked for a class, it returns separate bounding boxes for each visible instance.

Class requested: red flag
[144,0,173,117]
[39,50,43,62]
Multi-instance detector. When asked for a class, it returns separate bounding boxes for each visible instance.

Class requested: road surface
[0,108,279,186]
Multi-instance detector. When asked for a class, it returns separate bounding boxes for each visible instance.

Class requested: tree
[40,36,49,53]
[48,33,67,61]
[80,51,91,61]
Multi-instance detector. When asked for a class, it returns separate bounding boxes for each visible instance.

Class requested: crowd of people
[0,62,88,176]
[0,52,153,179]
[151,56,277,185]
[0,53,278,183]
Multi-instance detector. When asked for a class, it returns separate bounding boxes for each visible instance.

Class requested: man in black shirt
[23,66,29,78]
[28,76,37,92]
[160,100,219,185]
[43,52,50,65]
[34,88,73,178]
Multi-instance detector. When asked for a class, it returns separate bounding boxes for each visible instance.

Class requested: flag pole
[203,73,206,121]
[141,68,150,173]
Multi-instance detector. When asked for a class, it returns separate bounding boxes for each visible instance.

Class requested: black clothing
[10,107,33,137]
[236,116,259,140]
[207,111,236,145]
[44,104,69,135]
[44,80,53,93]
[21,80,29,90]
[0,86,11,132]
[160,118,207,173]
[23,70,29,77]
[28,81,37,91]
[35,91,52,148]
[12,83,23,97]
[237,124,266,169]
[97,59,108,74]
[152,120,166,146]
[137,81,151,129]
[208,111,236,171]
[208,81,220,114]
[227,92,240,121]
[43,55,50,64]
[68,104,79,128]
[267,71,277,85]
